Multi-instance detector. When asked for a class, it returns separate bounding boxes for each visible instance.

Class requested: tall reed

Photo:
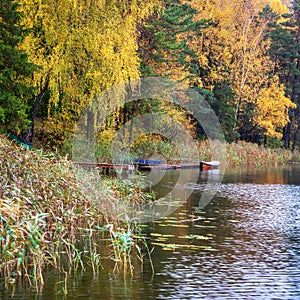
[0,136,152,290]
[225,141,296,167]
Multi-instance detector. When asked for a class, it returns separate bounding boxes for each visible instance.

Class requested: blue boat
[134,159,163,165]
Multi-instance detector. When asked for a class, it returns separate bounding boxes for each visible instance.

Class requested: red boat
[200,160,220,171]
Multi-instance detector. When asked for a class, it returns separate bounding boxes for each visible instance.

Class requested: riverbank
[0,136,152,290]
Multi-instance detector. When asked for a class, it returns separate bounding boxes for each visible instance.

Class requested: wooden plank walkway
[73,162,134,170]
[136,163,200,171]
[73,161,200,171]
[73,161,220,171]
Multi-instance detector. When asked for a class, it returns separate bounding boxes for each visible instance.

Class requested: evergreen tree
[267,0,300,149]
[0,0,35,136]
[139,0,209,82]
[137,0,216,142]
[212,82,237,142]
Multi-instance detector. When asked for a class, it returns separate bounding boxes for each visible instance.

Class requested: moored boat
[200,160,220,171]
[134,159,163,165]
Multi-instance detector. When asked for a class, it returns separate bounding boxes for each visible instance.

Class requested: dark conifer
[0,0,36,136]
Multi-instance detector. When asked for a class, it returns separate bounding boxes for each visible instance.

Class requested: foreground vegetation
[0,136,152,291]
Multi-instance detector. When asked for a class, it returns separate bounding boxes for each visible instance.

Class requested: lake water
[2,166,300,299]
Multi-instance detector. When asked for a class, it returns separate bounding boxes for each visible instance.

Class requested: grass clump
[0,136,151,289]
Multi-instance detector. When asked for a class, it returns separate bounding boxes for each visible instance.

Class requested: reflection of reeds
[0,136,153,290]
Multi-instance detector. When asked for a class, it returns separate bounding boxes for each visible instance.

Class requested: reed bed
[0,136,151,291]
[225,141,297,167]
[195,140,297,167]
[193,140,300,168]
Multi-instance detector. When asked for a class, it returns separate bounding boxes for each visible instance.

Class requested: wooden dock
[135,163,200,171]
[73,162,134,169]
[73,162,134,175]
[73,161,220,172]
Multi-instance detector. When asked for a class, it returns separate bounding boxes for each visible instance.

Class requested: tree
[17,0,160,147]
[230,4,279,138]
[139,0,208,83]
[267,0,300,149]
[188,1,280,142]
[0,0,36,136]
[287,0,300,150]
[255,76,296,140]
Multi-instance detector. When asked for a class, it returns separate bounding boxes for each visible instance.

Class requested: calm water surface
[2,166,300,299]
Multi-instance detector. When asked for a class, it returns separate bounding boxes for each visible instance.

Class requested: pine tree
[137,0,216,143]
[0,0,36,136]
[139,0,209,82]
[267,0,300,149]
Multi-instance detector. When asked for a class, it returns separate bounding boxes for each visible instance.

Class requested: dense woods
[1,0,300,156]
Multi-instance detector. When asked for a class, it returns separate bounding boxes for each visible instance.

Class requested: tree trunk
[283,118,293,149]
[292,110,300,151]
[292,123,300,151]
[21,77,49,145]
[292,24,300,151]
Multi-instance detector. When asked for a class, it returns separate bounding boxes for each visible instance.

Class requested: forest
[1,0,300,159]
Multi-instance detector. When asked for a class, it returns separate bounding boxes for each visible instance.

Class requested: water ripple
[149,180,300,299]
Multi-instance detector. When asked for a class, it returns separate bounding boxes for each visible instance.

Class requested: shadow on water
[1,165,300,299]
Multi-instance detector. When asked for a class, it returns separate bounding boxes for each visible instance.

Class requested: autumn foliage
[1,0,299,153]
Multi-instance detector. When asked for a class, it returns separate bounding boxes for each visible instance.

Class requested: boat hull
[200,161,220,171]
